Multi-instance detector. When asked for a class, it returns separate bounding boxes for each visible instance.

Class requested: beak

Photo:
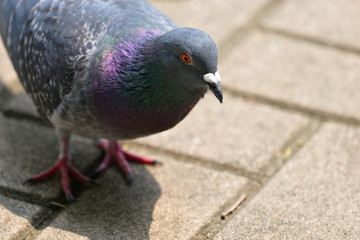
[203,71,223,103]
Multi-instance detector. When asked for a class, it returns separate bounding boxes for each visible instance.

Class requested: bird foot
[24,156,96,201]
[93,140,160,183]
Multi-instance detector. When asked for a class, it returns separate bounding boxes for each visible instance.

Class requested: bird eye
[180,53,191,64]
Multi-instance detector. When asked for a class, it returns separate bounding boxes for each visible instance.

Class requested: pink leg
[94,139,160,183]
[112,142,133,182]
[24,139,95,201]
[94,149,112,174]
[60,157,72,200]
[123,150,160,165]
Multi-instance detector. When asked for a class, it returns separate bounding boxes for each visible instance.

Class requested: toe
[125,173,134,185]
[66,194,75,202]
[22,178,33,185]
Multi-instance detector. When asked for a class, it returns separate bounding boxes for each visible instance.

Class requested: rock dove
[0,0,222,201]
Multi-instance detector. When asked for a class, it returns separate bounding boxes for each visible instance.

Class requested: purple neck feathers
[90,28,202,139]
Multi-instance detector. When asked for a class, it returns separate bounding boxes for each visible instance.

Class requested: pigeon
[0,0,222,201]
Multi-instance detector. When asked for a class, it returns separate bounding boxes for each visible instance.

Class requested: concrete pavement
[0,0,359,239]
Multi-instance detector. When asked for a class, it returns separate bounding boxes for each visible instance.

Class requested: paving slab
[35,146,248,240]
[0,113,100,201]
[136,93,308,173]
[214,122,360,239]
[0,193,51,240]
[149,0,269,44]
[0,40,22,94]
[3,93,40,119]
[0,80,11,110]
[5,92,309,174]
[220,31,360,120]
[261,0,360,50]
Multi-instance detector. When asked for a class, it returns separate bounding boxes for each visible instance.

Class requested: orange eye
[181,53,191,64]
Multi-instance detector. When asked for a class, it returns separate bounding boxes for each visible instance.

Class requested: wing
[1,0,176,121]
[14,1,107,120]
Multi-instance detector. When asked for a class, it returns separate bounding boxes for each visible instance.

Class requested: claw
[151,160,163,166]
[24,137,94,201]
[66,194,75,202]
[125,173,134,185]
[90,180,100,186]
[91,169,101,178]
[95,140,159,183]
[23,178,33,185]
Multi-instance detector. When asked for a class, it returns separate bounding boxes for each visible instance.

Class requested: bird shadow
[42,165,162,240]
[0,92,161,239]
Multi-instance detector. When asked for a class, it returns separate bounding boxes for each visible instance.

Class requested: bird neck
[92,30,204,137]
[111,35,203,107]
[121,40,203,120]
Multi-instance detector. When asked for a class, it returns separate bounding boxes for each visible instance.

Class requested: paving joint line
[1,109,261,181]
[0,189,55,239]
[192,181,260,240]
[257,120,322,181]
[1,108,262,181]
[0,186,57,208]
[222,87,360,128]
[27,207,68,239]
[192,120,322,239]
[20,173,102,239]
[218,0,286,59]
[0,135,105,239]
[1,0,356,237]
[25,155,105,235]
[19,144,259,238]
[249,0,286,22]
[257,24,360,58]
[1,108,49,126]
[0,168,100,239]
[125,141,261,182]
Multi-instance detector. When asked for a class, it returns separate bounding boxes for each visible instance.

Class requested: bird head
[156,27,223,103]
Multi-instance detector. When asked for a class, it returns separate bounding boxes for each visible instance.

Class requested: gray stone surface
[2,93,309,174]
[3,93,39,119]
[35,146,248,240]
[0,40,22,93]
[0,80,11,110]
[0,80,4,93]
[0,193,51,240]
[261,0,360,49]
[214,122,360,239]
[0,114,100,201]
[0,1,359,239]
[149,0,269,44]
[220,31,360,120]
[136,94,308,173]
